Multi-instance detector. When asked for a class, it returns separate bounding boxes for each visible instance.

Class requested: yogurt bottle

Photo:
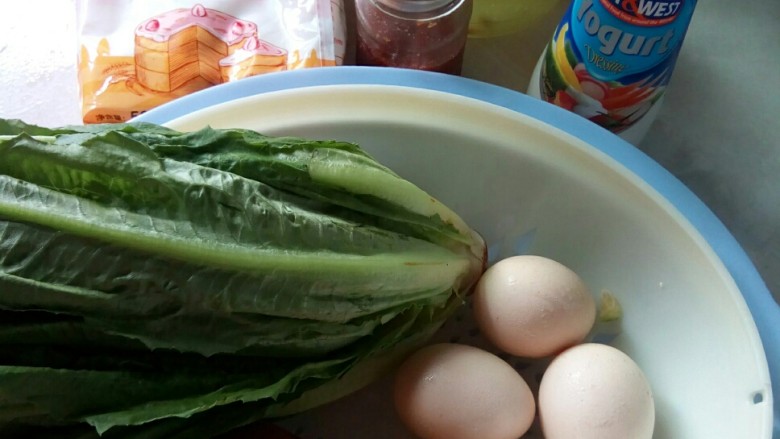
[527,0,697,144]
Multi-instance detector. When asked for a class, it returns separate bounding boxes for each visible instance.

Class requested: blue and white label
[537,0,695,133]
[571,0,694,80]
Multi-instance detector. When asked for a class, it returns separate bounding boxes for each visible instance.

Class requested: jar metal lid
[373,0,459,14]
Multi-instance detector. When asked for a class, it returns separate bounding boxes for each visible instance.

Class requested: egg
[393,343,535,439]
[538,343,655,439]
[473,255,596,358]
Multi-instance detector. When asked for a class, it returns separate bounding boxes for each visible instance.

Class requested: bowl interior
[162,84,772,438]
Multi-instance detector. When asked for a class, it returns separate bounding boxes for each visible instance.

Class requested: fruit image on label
[538,0,696,133]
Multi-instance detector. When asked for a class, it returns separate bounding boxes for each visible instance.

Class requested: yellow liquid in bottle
[468,0,565,38]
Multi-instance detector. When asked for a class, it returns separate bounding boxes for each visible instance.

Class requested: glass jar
[355,0,473,75]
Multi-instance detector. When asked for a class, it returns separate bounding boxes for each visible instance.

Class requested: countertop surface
[0,0,777,309]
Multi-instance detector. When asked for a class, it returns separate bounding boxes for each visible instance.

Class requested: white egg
[473,255,596,358]
[539,343,655,439]
[393,343,535,439]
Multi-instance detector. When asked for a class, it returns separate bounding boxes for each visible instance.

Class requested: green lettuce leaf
[0,119,484,436]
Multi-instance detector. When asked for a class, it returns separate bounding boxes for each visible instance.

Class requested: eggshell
[538,343,655,439]
[473,255,596,358]
[393,343,535,439]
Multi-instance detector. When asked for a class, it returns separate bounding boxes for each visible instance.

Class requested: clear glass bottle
[355,0,473,75]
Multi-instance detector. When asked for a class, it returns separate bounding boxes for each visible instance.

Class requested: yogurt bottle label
[537,0,696,133]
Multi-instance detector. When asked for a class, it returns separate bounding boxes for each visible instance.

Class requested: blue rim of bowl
[134,66,779,434]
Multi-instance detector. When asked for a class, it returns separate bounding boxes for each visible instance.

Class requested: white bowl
[135,67,777,438]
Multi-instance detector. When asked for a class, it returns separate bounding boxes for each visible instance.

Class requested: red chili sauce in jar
[355,0,473,75]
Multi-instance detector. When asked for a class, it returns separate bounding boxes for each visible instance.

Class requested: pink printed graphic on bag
[77,0,345,123]
[134,4,287,92]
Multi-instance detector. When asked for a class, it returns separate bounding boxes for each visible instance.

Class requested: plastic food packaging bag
[76,0,346,123]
